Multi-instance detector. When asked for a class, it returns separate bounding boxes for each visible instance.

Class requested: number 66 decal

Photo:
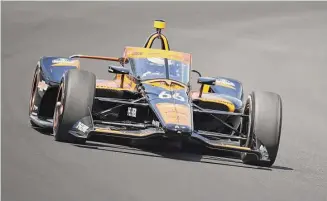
[158,91,185,102]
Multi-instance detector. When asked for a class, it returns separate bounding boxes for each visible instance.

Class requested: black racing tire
[240,91,282,167]
[29,66,40,127]
[53,69,96,144]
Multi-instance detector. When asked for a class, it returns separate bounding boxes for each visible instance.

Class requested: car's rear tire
[53,69,96,144]
[240,91,283,167]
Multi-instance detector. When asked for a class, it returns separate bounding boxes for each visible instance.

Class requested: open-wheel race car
[29,20,283,167]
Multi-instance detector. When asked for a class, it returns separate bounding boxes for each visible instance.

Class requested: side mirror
[197,77,216,85]
[108,65,130,74]
[197,77,216,98]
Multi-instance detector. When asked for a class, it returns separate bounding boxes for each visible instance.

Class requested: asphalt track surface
[2,2,327,201]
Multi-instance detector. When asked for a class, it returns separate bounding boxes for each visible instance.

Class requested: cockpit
[123,47,192,86]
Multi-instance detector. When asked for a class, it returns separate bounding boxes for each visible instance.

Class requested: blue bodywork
[29,56,80,122]
[210,77,244,109]
[211,77,243,100]
[39,56,79,84]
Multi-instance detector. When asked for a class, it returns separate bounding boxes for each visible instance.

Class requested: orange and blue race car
[28,20,283,167]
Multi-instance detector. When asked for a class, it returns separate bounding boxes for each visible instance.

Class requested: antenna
[144,20,169,50]
[154,20,166,37]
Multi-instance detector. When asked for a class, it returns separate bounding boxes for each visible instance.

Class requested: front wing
[68,104,263,160]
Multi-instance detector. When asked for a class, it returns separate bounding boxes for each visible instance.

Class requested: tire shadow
[31,125,293,171]
[73,136,293,172]
[31,126,53,136]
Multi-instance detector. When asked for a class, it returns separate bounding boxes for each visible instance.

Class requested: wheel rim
[53,84,64,136]
[240,94,262,163]
[53,102,62,135]
[240,95,253,148]
[29,71,38,115]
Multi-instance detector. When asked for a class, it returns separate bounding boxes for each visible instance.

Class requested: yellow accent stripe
[198,97,235,112]
[145,34,159,48]
[160,34,169,50]
[219,144,251,151]
[142,79,186,91]
[94,128,155,137]
[95,128,121,134]
[145,33,169,50]
[202,84,210,93]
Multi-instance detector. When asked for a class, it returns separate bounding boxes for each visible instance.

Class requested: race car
[29,20,282,167]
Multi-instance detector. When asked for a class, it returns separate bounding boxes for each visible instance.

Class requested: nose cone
[156,103,191,123]
[155,102,193,137]
[142,81,193,138]
[165,124,192,137]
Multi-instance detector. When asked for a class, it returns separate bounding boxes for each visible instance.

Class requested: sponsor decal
[38,80,48,91]
[158,91,186,102]
[131,52,143,56]
[127,107,137,117]
[259,145,269,160]
[52,58,73,63]
[52,58,80,68]
[152,120,160,127]
[215,78,236,89]
[75,122,89,133]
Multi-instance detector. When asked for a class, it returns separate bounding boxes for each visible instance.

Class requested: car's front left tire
[53,69,96,144]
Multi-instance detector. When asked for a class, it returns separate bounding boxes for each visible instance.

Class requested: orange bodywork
[74,47,192,92]
[155,103,192,127]
[94,128,159,137]
[95,47,192,92]
[123,46,192,65]
[96,74,137,91]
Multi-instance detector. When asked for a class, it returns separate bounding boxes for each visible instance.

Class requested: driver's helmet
[146,57,182,76]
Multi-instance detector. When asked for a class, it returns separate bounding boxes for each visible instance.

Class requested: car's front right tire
[29,66,40,127]
[240,91,283,167]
